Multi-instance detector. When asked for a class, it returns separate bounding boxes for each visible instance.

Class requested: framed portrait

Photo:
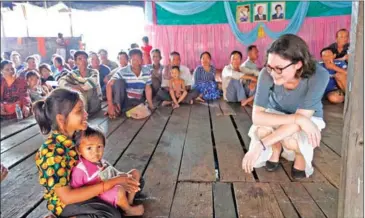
[236,5,250,23]
[253,3,268,22]
[271,2,285,20]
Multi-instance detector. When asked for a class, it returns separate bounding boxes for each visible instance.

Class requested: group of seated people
[0,29,349,121]
[0,29,352,218]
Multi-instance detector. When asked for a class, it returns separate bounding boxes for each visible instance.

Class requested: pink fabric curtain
[145,15,351,70]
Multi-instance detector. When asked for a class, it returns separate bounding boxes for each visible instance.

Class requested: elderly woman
[18,55,39,79]
[241,34,329,179]
[192,52,221,101]
[0,60,31,119]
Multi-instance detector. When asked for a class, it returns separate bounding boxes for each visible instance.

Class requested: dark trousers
[156,87,200,104]
[112,79,145,113]
[59,197,122,218]
[151,76,161,98]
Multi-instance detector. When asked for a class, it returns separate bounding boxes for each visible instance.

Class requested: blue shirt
[193,65,216,87]
[319,60,347,93]
[111,65,151,100]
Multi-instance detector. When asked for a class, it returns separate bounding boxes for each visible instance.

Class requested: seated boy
[319,47,347,104]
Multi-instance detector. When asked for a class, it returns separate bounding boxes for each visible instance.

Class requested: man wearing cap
[106,48,154,119]
[58,50,102,114]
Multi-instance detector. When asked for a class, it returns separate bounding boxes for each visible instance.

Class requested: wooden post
[338,2,364,218]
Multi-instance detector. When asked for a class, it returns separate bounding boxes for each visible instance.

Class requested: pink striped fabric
[145,15,351,70]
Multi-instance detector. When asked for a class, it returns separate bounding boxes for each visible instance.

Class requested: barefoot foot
[196,96,205,103]
[161,101,172,107]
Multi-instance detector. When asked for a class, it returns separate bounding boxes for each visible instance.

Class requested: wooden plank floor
[0,100,343,218]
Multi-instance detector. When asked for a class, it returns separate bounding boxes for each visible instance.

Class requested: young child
[26,70,49,102]
[169,66,191,109]
[71,126,144,216]
[141,36,152,65]
[319,47,347,104]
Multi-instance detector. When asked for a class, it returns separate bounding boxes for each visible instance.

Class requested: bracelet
[259,140,266,151]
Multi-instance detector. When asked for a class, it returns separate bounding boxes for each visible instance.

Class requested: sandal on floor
[291,166,306,179]
[265,161,280,172]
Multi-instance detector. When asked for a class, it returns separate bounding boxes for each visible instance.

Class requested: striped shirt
[193,65,216,87]
[111,65,152,100]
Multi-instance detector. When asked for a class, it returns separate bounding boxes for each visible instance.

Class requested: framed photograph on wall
[271,2,285,20]
[253,3,268,22]
[236,5,251,23]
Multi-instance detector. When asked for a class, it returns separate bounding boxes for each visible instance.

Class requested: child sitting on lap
[26,70,49,102]
[169,66,192,109]
[71,126,144,216]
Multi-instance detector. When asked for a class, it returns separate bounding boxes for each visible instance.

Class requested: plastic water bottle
[15,104,23,120]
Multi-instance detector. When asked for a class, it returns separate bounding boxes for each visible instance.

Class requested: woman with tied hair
[34,88,140,217]
[192,51,221,101]
[242,34,329,179]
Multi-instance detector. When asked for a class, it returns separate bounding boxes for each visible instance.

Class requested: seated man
[157,51,199,106]
[105,50,129,82]
[241,45,260,71]
[106,49,154,119]
[319,47,347,104]
[222,50,259,107]
[58,50,102,114]
[147,48,163,97]
[327,28,350,63]
[88,52,111,99]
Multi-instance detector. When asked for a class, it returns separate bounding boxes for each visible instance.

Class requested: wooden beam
[338,2,364,218]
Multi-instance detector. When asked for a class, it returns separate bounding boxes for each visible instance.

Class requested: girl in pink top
[70,126,144,216]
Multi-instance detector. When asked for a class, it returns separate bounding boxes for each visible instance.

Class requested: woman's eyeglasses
[265,62,294,74]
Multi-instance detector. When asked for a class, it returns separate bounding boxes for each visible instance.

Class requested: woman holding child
[192,52,221,101]
[241,34,329,179]
[34,89,144,217]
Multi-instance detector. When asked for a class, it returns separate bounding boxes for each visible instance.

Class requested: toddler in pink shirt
[70,126,144,216]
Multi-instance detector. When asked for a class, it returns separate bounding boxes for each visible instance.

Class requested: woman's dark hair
[33,88,80,135]
[26,70,40,80]
[38,63,52,73]
[39,63,52,73]
[98,49,108,55]
[118,50,129,61]
[142,36,149,44]
[336,28,348,38]
[266,34,316,78]
[0,60,12,71]
[54,56,64,66]
[74,126,106,149]
[128,49,143,58]
[171,66,180,72]
[230,50,242,60]
[244,6,249,12]
[275,4,282,10]
[200,51,211,60]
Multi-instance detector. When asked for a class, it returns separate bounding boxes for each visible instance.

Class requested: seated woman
[53,56,71,80]
[192,52,221,101]
[0,60,31,119]
[18,55,39,79]
[39,63,56,90]
[241,34,329,179]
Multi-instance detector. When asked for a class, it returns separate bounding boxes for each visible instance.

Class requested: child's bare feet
[125,205,144,216]
[190,100,194,104]
[196,96,205,103]
[172,103,180,109]
[162,101,172,107]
